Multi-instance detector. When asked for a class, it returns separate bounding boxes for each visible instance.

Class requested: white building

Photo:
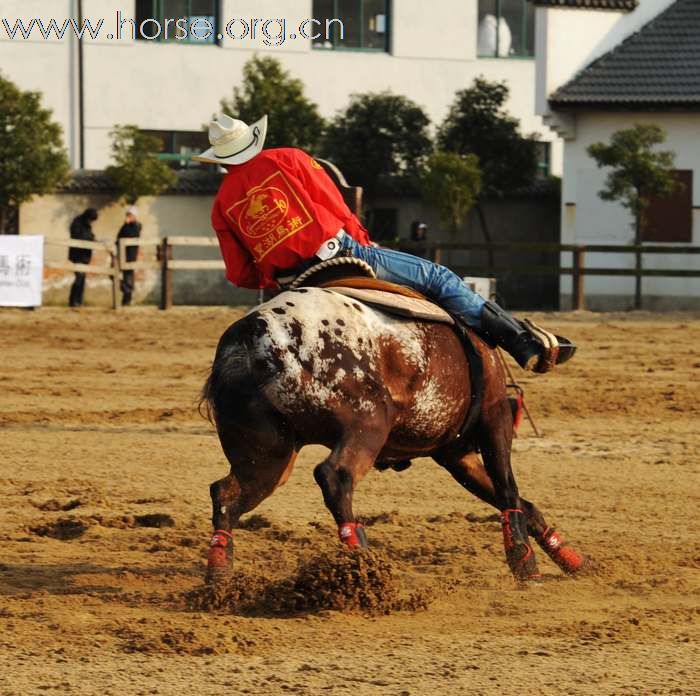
[1,0,560,174]
[534,0,700,309]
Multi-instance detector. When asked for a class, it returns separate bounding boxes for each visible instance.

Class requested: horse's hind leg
[436,451,585,575]
[207,408,297,580]
[313,433,387,549]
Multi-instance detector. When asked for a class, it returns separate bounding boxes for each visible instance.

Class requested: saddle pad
[326,287,454,324]
[321,276,426,300]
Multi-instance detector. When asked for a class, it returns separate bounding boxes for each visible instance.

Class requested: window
[535,142,551,179]
[312,0,389,51]
[142,130,211,169]
[477,0,534,58]
[135,0,219,43]
[642,170,693,243]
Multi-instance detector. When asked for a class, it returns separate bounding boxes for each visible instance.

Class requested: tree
[0,72,70,234]
[419,151,482,260]
[587,123,680,309]
[221,55,324,151]
[322,91,433,203]
[438,77,538,196]
[105,125,176,204]
[437,77,539,265]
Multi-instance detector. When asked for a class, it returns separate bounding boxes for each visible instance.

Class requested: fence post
[159,237,172,310]
[572,246,585,311]
[110,244,119,310]
[634,244,643,310]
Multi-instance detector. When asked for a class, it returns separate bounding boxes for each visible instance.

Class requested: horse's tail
[199,312,269,426]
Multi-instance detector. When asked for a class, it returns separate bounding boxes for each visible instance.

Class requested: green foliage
[419,152,482,237]
[438,77,538,196]
[0,72,70,232]
[587,124,679,225]
[105,125,176,204]
[322,92,433,199]
[221,55,324,151]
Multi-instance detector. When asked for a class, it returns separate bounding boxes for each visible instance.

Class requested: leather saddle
[291,257,453,323]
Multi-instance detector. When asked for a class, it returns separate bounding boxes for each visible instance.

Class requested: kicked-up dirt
[0,306,698,695]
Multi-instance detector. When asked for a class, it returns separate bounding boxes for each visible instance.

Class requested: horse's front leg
[475,398,543,582]
[436,451,585,575]
[314,434,386,549]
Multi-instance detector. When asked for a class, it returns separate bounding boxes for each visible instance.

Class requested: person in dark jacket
[116,205,142,306]
[68,208,98,307]
[409,220,429,259]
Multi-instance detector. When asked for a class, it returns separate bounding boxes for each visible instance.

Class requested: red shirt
[211,148,371,289]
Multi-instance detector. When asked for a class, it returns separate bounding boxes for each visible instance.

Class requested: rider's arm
[212,203,265,289]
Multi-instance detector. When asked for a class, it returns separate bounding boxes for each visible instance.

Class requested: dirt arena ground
[1,306,698,695]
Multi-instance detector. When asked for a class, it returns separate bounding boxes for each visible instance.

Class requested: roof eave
[549,98,700,111]
[531,0,638,11]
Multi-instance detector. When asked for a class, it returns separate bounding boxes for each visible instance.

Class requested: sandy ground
[0,306,698,696]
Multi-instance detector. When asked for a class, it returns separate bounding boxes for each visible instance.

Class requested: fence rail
[394,241,700,310]
[158,236,227,309]
[44,238,120,308]
[45,237,699,310]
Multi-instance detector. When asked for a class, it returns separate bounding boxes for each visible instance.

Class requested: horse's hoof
[205,565,231,586]
[506,542,541,582]
[517,573,544,587]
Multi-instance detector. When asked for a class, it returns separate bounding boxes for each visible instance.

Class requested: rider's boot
[478,301,576,372]
[479,302,542,370]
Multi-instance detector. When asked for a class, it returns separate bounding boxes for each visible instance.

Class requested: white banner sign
[0,235,44,307]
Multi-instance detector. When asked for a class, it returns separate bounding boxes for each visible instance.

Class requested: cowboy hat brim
[192,115,268,165]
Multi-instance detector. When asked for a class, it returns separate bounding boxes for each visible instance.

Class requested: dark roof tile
[60,169,223,196]
[550,0,700,107]
[532,0,637,10]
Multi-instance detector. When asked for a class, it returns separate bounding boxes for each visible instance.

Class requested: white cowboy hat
[193,113,268,165]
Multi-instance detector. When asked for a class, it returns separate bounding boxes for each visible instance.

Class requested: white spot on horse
[409,375,457,436]
[357,399,376,414]
[252,288,430,416]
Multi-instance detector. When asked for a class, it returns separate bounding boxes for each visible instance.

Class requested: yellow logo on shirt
[227,170,313,261]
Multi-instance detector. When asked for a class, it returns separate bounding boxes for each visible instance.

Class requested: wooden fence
[47,238,700,310]
[44,238,120,309]
[394,241,700,310]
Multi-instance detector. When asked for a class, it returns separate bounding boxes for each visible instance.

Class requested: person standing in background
[410,220,429,259]
[68,208,98,307]
[116,206,142,306]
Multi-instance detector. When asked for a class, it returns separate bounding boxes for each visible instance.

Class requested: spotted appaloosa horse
[202,287,584,583]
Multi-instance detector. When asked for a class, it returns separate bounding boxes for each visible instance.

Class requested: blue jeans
[338,232,486,328]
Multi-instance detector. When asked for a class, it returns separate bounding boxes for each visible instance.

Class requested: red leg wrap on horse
[207,529,233,569]
[338,522,368,549]
[537,527,584,574]
[501,509,541,581]
[513,393,524,432]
